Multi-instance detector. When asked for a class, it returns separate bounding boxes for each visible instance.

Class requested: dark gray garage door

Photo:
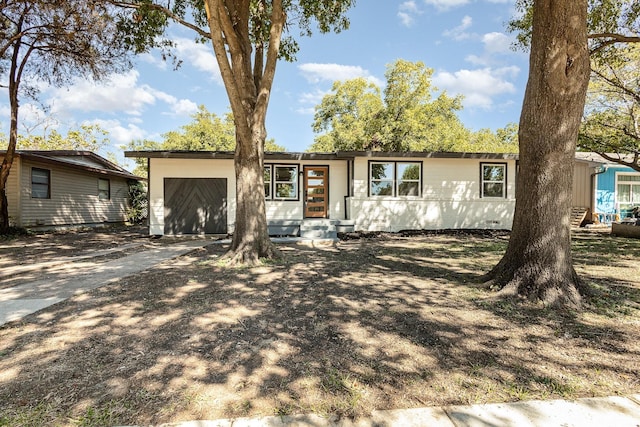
[164,178,227,235]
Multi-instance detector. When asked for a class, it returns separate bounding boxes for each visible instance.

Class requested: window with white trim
[263,165,272,199]
[369,161,421,196]
[480,163,506,198]
[98,178,110,200]
[264,164,298,200]
[617,173,640,218]
[31,168,50,199]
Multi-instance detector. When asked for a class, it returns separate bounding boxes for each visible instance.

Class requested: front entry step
[300,220,337,240]
[267,219,355,239]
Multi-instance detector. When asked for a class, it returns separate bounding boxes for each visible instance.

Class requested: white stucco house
[124,150,519,237]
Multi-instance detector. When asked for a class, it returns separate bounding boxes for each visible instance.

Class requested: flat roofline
[124,150,519,160]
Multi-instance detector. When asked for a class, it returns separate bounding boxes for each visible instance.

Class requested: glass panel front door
[304,166,328,218]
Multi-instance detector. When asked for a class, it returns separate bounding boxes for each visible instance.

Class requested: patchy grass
[0,228,639,426]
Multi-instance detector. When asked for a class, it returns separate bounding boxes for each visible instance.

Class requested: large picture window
[480,163,506,198]
[31,168,50,199]
[617,174,640,218]
[264,164,298,200]
[369,161,421,197]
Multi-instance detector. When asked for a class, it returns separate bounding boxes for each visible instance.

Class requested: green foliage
[509,0,640,56]
[114,0,355,63]
[124,106,287,177]
[579,45,640,171]
[17,124,110,152]
[309,59,517,153]
[158,105,285,152]
[126,181,148,224]
[310,60,470,152]
[162,105,236,151]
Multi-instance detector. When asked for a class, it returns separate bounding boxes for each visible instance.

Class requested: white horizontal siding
[19,159,130,227]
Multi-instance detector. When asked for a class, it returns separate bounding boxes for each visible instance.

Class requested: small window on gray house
[98,178,110,200]
[481,163,506,198]
[31,168,50,199]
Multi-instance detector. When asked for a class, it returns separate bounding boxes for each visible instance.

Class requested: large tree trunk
[484,0,591,308]
[227,119,280,265]
[204,0,283,265]
[0,44,21,235]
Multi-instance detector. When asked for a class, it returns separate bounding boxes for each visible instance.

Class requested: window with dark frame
[98,178,110,200]
[264,164,298,200]
[369,161,421,197]
[480,163,506,198]
[263,165,272,199]
[31,168,50,199]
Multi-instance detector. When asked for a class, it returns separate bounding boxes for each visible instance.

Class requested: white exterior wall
[18,159,129,227]
[265,160,348,221]
[148,158,236,235]
[349,157,517,232]
[148,158,349,235]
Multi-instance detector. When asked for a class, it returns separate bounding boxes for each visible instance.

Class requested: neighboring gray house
[1,150,142,228]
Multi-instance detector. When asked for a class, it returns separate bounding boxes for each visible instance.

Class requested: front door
[304,166,329,218]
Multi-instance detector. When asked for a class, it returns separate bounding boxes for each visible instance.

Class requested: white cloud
[172,37,222,84]
[298,63,383,86]
[443,15,473,40]
[86,119,147,145]
[465,32,516,66]
[49,70,155,117]
[398,1,422,27]
[47,70,198,119]
[424,0,470,11]
[434,67,520,110]
[482,32,512,54]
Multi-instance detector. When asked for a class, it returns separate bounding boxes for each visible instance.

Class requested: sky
[0,0,529,171]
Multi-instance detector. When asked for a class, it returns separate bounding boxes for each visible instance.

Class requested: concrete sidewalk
[0,240,210,326]
[152,395,640,427]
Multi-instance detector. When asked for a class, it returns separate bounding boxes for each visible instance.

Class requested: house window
[31,168,50,199]
[264,164,298,200]
[263,165,272,199]
[98,178,110,200]
[369,161,422,196]
[481,163,507,198]
[617,174,640,218]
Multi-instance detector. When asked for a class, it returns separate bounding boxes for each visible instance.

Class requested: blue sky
[1,0,528,169]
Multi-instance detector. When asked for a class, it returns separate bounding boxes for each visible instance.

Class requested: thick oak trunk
[226,123,280,265]
[484,0,591,307]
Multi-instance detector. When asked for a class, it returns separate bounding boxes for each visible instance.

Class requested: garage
[163,178,227,235]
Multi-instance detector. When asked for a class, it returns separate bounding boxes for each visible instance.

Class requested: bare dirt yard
[1,226,639,426]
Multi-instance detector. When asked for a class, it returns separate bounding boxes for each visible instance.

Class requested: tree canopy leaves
[579,45,640,171]
[309,59,518,153]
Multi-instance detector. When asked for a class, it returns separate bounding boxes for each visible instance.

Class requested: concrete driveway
[0,239,212,326]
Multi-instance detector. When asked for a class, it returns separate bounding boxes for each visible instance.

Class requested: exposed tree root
[482,265,584,310]
[223,239,282,267]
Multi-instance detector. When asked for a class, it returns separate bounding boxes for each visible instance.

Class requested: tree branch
[589,33,640,55]
[109,0,211,39]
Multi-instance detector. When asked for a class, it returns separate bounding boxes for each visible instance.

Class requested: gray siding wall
[18,159,130,227]
[572,161,593,209]
[0,156,21,225]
